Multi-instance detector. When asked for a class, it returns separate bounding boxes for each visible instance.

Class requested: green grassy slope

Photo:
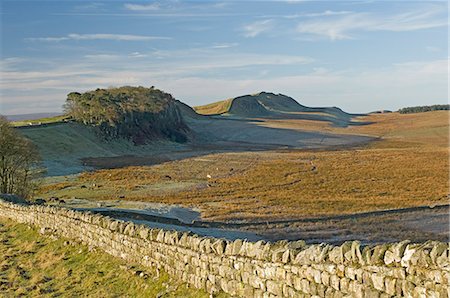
[19,123,187,176]
[0,218,217,297]
[11,115,69,127]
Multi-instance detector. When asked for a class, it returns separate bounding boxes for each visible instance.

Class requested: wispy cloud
[297,6,447,40]
[124,3,160,11]
[3,58,446,114]
[242,19,274,37]
[262,10,352,19]
[304,10,352,17]
[129,52,148,58]
[51,12,249,18]
[211,43,239,49]
[283,0,308,3]
[84,54,119,59]
[26,33,171,42]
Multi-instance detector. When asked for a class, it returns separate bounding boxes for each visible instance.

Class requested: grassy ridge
[11,115,68,127]
[0,218,216,297]
[194,98,233,115]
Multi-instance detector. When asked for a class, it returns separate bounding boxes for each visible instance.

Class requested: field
[37,111,449,222]
[11,115,69,127]
[0,218,218,297]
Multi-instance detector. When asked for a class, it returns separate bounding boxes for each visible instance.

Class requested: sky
[0,0,448,115]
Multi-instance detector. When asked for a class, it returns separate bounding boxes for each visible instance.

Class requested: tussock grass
[0,218,219,297]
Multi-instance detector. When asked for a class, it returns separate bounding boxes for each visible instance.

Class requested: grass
[11,115,69,127]
[264,111,449,147]
[19,122,188,176]
[194,99,233,115]
[37,111,449,221]
[0,217,220,297]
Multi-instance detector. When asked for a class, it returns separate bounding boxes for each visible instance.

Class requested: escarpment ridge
[65,86,190,144]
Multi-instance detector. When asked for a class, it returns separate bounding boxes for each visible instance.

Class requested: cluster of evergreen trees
[64,86,188,143]
[398,104,449,114]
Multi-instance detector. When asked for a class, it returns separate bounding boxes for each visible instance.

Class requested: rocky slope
[65,86,190,144]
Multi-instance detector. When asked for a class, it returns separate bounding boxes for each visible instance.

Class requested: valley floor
[34,111,449,244]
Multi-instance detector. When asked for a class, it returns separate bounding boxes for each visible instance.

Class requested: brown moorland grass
[38,111,449,221]
[263,111,449,147]
[193,98,233,115]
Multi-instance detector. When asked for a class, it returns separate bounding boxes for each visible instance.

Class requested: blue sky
[0,0,448,114]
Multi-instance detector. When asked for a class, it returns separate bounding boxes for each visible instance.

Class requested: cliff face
[118,100,190,144]
[65,86,190,144]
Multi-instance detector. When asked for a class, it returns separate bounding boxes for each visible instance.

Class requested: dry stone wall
[0,199,448,297]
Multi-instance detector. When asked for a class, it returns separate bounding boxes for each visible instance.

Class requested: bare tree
[0,116,42,198]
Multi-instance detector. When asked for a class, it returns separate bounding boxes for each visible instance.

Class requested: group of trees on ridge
[64,86,189,143]
[398,104,449,114]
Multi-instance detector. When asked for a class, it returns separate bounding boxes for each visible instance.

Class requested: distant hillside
[4,112,62,122]
[195,92,363,127]
[18,122,192,176]
[193,99,233,115]
[398,104,449,114]
[65,86,190,144]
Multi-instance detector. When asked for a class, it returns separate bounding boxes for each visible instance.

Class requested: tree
[398,104,449,114]
[0,116,42,198]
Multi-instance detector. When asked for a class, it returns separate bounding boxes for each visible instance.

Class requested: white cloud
[211,43,239,49]
[129,52,148,58]
[124,3,160,11]
[0,52,314,92]
[297,6,447,40]
[84,54,119,59]
[26,33,171,42]
[304,10,352,17]
[167,59,448,112]
[283,0,308,3]
[1,56,447,114]
[242,20,274,38]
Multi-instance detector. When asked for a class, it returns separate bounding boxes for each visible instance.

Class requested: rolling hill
[14,88,374,176]
[194,92,364,127]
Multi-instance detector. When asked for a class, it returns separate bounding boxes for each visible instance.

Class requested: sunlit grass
[194,98,233,115]
[11,115,69,127]
[0,218,220,297]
